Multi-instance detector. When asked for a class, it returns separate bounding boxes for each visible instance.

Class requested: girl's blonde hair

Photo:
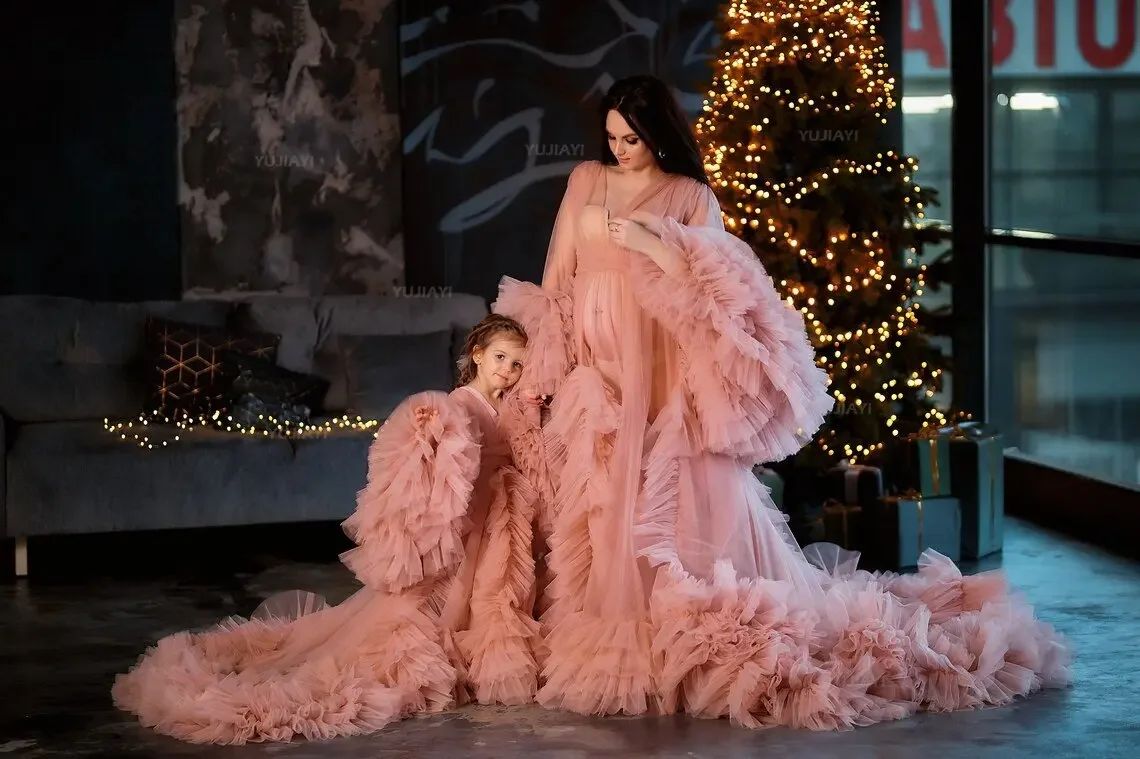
[456,313,528,386]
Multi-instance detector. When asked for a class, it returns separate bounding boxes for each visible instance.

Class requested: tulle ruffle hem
[629,219,835,465]
[112,394,543,745]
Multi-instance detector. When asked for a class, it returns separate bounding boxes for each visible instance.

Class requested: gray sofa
[0,293,487,576]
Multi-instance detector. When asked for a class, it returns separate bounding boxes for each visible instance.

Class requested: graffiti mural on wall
[398,0,722,301]
[177,0,404,297]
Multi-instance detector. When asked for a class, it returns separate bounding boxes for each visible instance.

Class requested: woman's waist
[575,246,632,275]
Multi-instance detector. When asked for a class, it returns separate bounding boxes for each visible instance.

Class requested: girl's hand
[412,404,437,429]
[521,386,550,406]
[607,217,658,253]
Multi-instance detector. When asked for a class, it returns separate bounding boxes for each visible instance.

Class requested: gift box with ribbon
[825,460,884,508]
[822,498,864,551]
[871,491,961,569]
[892,426,954,497]
[947,423,1005,559]
[752,465,785,508]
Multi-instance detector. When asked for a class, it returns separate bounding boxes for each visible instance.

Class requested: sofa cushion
[314,294,488,344]
[230,293,489,373]
[5,421,371,534]
[339,330,455,420]
[0,297,232,423]
[142,316,280,415]
[228,297,321,374]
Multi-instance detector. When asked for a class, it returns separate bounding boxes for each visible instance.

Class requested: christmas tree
[695,0,953,470]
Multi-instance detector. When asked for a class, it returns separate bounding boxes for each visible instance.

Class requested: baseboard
[1005,451,1140,561]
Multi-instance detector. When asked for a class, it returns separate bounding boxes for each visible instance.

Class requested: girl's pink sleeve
[340,391,482,593]
[629,184,835,464]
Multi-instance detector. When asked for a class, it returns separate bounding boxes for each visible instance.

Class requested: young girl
[112,314,544,745]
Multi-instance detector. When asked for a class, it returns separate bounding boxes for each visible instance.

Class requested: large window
[989,246,1140,485]
[901,0,954,409]
[902,0,1140,489]
[903,0,1140,240]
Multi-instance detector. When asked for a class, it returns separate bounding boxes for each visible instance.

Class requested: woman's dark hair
[598,75,709,185]
[456,313,528,386]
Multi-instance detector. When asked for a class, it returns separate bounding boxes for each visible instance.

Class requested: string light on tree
[699,0,953,468]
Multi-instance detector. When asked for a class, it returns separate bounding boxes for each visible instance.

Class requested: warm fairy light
[698,0,950,466]
[103,409,381,449]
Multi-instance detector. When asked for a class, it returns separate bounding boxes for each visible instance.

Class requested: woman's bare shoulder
[570,159,604,181]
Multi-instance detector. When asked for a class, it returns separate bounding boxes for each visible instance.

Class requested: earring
[658,149,665,158]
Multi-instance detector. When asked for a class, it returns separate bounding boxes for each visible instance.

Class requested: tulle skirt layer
[528,369,1072,729]
[112,393,542,745]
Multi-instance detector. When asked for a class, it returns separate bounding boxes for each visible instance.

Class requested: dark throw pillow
[143,317,280,416]
[340,331,455,420]
[224,351,330,412]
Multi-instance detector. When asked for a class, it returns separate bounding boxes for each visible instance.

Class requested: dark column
[949,0,991,418]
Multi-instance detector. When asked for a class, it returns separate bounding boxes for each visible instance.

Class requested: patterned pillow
[143,317,280,415]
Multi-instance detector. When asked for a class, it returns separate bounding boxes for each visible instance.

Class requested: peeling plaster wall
[177,0,403,297]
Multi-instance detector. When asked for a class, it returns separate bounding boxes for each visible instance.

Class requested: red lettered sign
[904,0,1140,76]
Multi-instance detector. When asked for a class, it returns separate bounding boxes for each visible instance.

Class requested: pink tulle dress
[112,385,544,744]
[491,160,1072,729]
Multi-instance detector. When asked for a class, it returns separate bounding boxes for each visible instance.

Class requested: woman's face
[606,110,654,171]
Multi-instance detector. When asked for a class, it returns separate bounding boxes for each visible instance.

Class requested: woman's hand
[626,210,665,237]
[607,216,659,254]
[610,214,685,277]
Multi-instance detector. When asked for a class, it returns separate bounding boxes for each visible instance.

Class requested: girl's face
[606,110,654,171]
[474,335,525,392]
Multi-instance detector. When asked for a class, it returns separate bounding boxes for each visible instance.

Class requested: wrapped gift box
[948,424,1005,559]
[891,428,954,498]
[822,499,864,551]
[752,465,785,508]
[825,461,884,508]
[872,492,961,569]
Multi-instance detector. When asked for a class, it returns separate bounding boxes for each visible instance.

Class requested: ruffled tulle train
[516,361,1071,729]
[112,390,542,745]
[491,208,1072,730]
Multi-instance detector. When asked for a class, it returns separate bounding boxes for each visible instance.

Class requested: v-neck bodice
[575,163,678,276]
[599,165,670,217]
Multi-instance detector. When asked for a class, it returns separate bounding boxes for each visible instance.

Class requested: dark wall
[0,2,181,302]
[0,0,404,303]
[398,0,723,302]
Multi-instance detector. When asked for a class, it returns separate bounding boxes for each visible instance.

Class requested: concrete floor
[1,518,1137,759]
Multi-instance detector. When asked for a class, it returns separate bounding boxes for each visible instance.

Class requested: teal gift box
[948,424,1005,560]
[872,492,961,569]
[752,465,784,507]
[896,428,954,497]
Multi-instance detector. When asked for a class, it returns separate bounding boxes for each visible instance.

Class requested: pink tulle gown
[491,160,1072,729]
[112,385,543,743]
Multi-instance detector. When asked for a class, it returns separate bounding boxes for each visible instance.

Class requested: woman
[493,75,1071,729]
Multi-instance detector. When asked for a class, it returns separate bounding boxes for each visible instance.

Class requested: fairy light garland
[103,409,381,449]
[698,0,951,465]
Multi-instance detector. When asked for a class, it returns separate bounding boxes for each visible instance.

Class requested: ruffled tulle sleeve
[629,197,834,464]
[493,277,574,398]
[339,390,482,593]
[493,162,596,397]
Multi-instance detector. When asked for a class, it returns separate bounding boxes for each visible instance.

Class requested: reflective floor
[1,518,1135,759]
